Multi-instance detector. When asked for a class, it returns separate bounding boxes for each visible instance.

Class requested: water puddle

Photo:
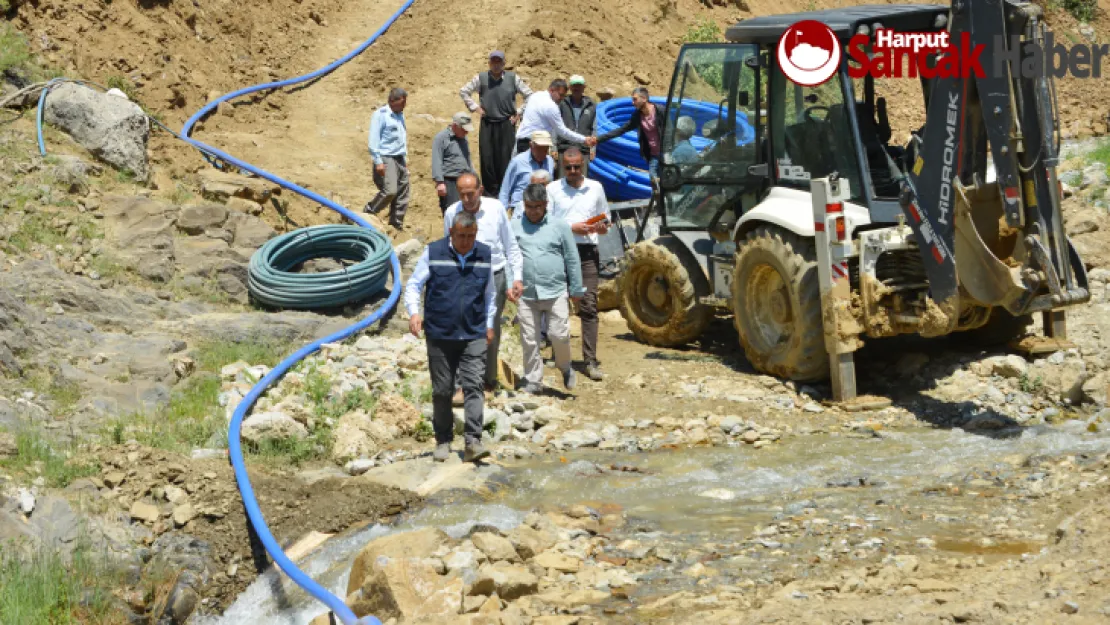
[202,423,1110,624]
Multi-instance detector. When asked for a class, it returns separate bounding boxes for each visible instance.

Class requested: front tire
[618,237,711,347]
[732,225,828,381]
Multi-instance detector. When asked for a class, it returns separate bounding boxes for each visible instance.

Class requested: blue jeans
[648,156,660,180]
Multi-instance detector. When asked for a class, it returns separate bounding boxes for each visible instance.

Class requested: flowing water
[200,422,1110,624]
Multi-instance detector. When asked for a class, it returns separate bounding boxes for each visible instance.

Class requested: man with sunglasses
[546,148,610,382]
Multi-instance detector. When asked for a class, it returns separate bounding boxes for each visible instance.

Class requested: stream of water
[198,422,1110,624]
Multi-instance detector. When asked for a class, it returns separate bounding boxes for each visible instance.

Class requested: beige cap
[452,112,474,132]
[530,130,553,146]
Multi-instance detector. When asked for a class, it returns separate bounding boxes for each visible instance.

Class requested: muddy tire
[732,225,828,382]
[618,237,711,347]
[962,308,1033,346]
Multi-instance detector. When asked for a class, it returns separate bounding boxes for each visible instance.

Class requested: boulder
[395,238,425,278]
[0,432,16,459]
[177,204,229,235]
[348,559,462,621]
[43,83,150,180]
[330,410,393,464]
[533,550,582,573]
[199,169,281,203]
[471,532,519,563]
[374,393,422,435]
[470,562,539,600]
[347,528,454,595]
[129,501,161,524]
[507,525,556,560]
[1082,372,1109,406]
[597,279,620,311]
[241,411,308,444]
[101,196,177,282]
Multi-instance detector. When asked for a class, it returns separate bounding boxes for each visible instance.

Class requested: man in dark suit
[594,87,665,180]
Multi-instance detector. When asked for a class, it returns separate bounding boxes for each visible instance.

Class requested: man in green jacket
[511,183,584,394]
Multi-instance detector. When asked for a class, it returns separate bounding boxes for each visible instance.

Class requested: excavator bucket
[952,179,1027,311]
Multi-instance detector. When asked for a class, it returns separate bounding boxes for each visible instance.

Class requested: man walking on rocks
[512,183,583,394]
[404,210,496,463]
[365,87,410,229]
[432,112,475,214]
[443,173,523,391]
[459,50,534,198]
[547,148,610,381]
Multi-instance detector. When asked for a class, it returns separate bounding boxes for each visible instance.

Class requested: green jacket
[511,213,584,301]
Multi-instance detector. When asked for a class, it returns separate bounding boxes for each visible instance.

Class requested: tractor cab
[656,4,950,236]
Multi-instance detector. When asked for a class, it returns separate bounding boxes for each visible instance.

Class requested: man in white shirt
[515,79,598,156]
[546,148,610,381]
[443,172,524,390]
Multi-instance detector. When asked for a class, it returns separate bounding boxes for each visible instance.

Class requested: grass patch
[0,540,128,625]
[0,23,32,76]
[413,416,434,442]
[683,17,722,43]
[1087,138,1110,171]
[193,338,287,372]
[1060,0,1098,21]
[0,430,99,488]
[105,75,139,102]
[26,371,82,414]
[7,212,65,252]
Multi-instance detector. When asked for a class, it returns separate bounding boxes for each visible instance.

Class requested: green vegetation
[683,17,722,43]
[0,23,59,82]
[1058,0,1098,22]
[105,75,139,102]
[5,211,103,254]
[0,541,127,625]
[1087,137,1110,173]
[1019,373,1045,394]
[26,371,82,414]
[0,430,99,488]
[413,416,434,442]
[193,338,286,372]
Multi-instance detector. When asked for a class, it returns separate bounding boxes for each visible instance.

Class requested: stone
[1036,360,1090,404]
[101,197,178,282]
[43,83,150,180]
[130,501,161,524]
[741,430,760,444]
[163,485,187,504]
[199,169,281,203]
[347,528,454,595]
[345,459,376,476]
[533,550,581,573]
[172,503,197,527]
[597,279,620,311]
[471,532,520,563]
[226,197,264,216]
[349,558,462,621]
[52,155,99,195]
[508,525,556,560]
[331,410,392,464]
[719,416,743,433]
[1062,601,1080,614]
[163,581,198,625]
[395,238,425,278]
[176,204,229,235]
[985,354,1028,379]
[0,432,17,458]
[1081,371,1109,406]
[241,411,308,444]
[912,578,958,593]
[471,562,539,600]
[374,393,422,435]
[554,430,601,449]
[103,471,127,488]
[17,489,35,515]
[226,211,277,248]
[533,405,568,427]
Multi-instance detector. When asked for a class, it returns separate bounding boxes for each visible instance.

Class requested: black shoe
[364,201,383,215]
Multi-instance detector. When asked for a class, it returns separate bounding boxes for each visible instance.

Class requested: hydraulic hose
[36,2,419,624]
[588,96,756,201]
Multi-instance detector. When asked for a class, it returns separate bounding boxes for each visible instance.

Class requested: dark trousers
[577,244,600,366]
[427,337,486,446]
[480,118,515,197]
[437,177,460,214]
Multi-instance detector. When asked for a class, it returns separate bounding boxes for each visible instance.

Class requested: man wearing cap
[459,51,534,198]
[556,75,597,179]
[516,79,597,157]
[432,113,476,214]
[499,130,555,217]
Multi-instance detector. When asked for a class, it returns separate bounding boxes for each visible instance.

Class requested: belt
[484,117,511,124]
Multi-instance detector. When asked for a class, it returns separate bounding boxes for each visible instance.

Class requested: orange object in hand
[585,214,610,226]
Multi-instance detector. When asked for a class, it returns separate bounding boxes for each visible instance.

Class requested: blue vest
[423,239,492,341]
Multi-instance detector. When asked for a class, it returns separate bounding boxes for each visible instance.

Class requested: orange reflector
[834,216,846,242]
[826,202,843,214]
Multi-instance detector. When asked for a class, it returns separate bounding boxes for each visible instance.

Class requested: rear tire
[732,225,828,382]
[618,237,711,347]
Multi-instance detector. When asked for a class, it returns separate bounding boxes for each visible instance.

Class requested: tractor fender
[732,186,872,242]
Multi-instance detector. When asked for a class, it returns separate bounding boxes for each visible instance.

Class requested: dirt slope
[7,0,1108,241]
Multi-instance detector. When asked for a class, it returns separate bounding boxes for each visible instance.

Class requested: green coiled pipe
[248,224,395,309]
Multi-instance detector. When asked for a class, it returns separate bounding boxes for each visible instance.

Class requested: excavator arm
[898,0,1089,334]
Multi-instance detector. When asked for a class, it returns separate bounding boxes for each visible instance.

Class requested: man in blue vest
[403,211,497,462]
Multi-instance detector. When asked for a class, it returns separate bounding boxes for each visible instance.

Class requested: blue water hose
[588,96,755,201]
[36,1,419,624]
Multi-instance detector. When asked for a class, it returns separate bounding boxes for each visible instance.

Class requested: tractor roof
[725,4,948,44]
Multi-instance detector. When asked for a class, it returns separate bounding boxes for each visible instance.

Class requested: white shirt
[516,90,587,144]
[546,178,610,246]
[442,197,524,282]
[403,244,498,330]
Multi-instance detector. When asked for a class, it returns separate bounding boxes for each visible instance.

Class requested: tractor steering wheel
[804,105,830,123]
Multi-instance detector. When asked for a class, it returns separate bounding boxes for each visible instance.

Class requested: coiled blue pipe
[588,96,755,201]
[37,2,419,624]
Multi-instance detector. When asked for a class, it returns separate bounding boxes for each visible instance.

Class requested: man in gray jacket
[512,183,583,394]
[431,112,475,214]
[556,75,597,179]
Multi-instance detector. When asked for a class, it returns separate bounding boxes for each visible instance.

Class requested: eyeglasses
[564,164,582,171]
